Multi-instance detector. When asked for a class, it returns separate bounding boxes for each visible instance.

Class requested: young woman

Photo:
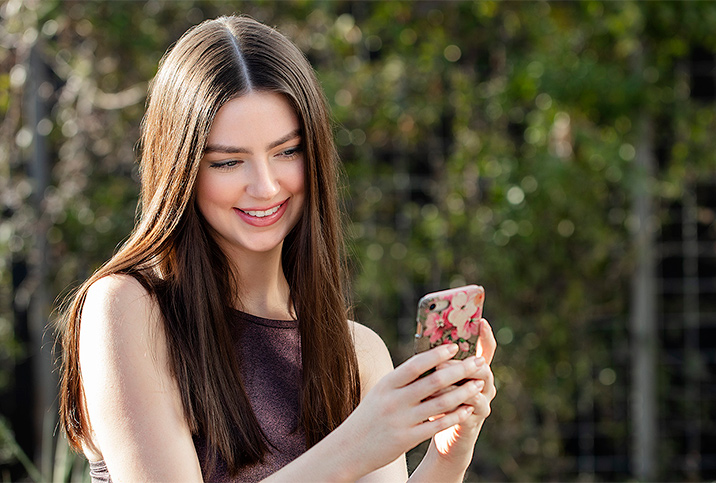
[58,15,496,482]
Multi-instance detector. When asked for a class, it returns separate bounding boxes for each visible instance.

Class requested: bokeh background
[1,1,715,481]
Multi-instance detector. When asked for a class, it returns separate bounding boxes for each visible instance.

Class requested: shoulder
[80,273,166,377]
[348,321,394,395]
[79,273,173,418]
[81,274,160,344]
[83,273,156,319]
[80,272,167,378]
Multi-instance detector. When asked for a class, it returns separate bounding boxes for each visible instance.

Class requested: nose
[246,159,280,200]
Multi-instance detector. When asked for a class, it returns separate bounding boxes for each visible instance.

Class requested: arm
[79,275,203,482]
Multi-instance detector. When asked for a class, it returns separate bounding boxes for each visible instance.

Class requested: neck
[228,244,293,320]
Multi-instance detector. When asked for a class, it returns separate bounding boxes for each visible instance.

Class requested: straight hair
[58,15,361,476]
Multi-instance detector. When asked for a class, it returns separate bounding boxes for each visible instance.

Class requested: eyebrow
[204,129,302,155]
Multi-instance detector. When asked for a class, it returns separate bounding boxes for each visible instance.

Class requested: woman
[58,15,496,482]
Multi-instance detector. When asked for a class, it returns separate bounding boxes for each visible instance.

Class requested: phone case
[414,285,485,360]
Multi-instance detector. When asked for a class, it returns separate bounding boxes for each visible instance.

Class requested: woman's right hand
[339,343,486,475]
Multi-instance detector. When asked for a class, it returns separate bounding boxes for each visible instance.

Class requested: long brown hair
[58,15,360,474]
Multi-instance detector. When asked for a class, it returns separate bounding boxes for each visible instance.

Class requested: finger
[415,405,474,441]
[421,377,485,408]
[477,319,497,364]
[482,370,497,402]
[462,361,494,393]
[427,358,489,399]
[459,393,492,423]
[467,359,492,380]
[435,359,461,371]
[418,379,486,420]
[424,384,457,400]
[391,344,459,388]
[472,391,494,418]
[408,356,484,401]
[465,366,497,404]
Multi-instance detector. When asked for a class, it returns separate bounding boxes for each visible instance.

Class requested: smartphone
[414,285,485,360]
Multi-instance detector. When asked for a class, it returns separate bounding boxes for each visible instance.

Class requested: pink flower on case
[415,286,485,360]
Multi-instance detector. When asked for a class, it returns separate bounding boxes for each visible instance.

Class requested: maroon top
[89,309,305,482]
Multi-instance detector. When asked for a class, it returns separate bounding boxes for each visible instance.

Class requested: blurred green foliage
[1,0,715,481]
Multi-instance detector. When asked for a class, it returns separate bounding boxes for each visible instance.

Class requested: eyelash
[209,160,242,170]
[279,146,303,159]
[208,146,302,170]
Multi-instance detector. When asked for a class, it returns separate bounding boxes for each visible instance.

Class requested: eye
[209,159,242,169]
[279,146,303,159]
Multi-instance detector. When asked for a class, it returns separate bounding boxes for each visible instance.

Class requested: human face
[196,91,305,261]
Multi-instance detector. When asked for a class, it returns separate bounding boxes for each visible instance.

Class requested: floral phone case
[414,285,485,360]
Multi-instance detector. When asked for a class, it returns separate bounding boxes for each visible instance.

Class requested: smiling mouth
[239,201,285,218]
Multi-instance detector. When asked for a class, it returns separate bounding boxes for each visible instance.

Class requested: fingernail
[473,380,485,391]
[443,343,459,356]
[474,357,485,367]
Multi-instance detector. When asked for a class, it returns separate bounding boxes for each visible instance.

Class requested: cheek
[286,161,306,195]
[196,172,235,210]
[194,174,213,214]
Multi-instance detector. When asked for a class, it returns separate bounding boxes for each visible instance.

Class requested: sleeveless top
[89,309,306,482]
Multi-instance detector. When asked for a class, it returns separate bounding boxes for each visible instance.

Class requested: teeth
[244,204,281,217]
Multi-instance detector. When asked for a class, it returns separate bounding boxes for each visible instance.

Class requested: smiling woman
[56,15,496,483]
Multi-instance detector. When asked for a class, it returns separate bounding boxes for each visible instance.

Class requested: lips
[234,199,289,227]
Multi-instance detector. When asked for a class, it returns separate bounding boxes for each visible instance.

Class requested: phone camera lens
[429,303,436,310]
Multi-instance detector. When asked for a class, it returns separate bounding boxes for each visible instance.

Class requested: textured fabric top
[89,309,306,482]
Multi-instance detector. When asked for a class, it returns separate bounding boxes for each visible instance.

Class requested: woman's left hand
[430,318,497,465]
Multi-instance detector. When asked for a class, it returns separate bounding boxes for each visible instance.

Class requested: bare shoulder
[81,274,161,347]
[83,273,156,321]
[348,321,394,394]
[80,273,167,384]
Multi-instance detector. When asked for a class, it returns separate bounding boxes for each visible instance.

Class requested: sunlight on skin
[475,333,484,359]
[435,425,461,454]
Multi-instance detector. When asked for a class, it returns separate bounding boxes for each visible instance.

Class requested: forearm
[262,418,375,482]
[408,422,482,483]
[408,440,470,483]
